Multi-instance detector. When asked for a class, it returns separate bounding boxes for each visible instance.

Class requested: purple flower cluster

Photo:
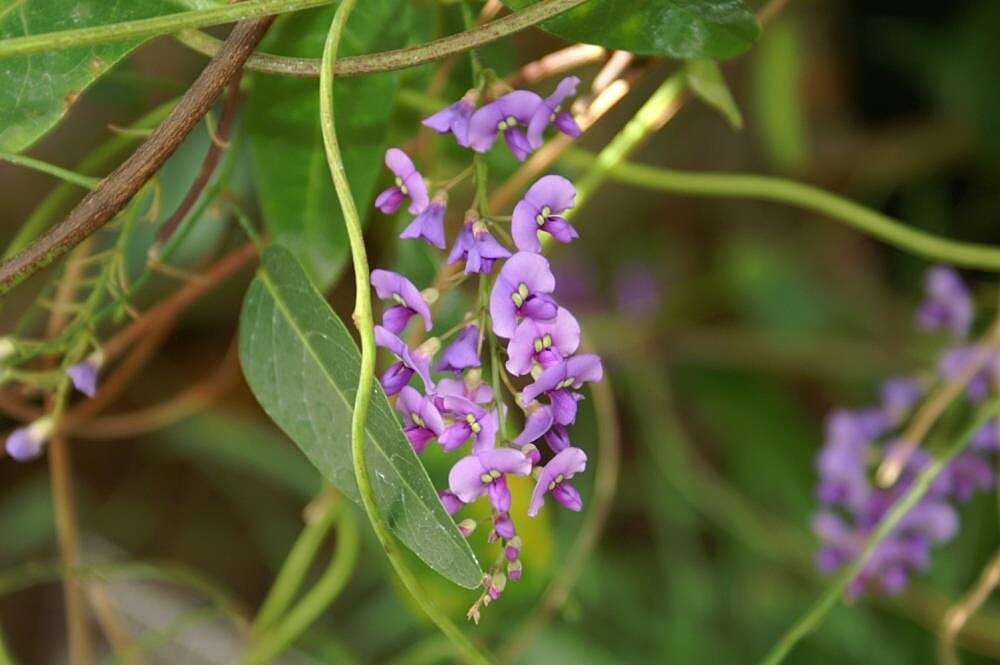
[814,266,997,597]
[371,79,600,607]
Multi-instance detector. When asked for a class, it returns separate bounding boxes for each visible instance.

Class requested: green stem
[318,3,494,664]
[0,152,100,190]
[568,73,687,216]
[0,626,13,665]
[174,0,586,79]
[244,508,360,665]
[0,0,333,60]
[760,400,1000,665]
[561,150,1000,271]
[251,492,340,636]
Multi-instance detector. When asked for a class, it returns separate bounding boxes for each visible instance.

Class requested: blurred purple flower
[917,266,972,338]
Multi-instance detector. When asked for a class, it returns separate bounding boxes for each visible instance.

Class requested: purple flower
[513,404,554,447]
[436,325,482,374]
[371,269,433,334]
[521,354,603,425]
[971,419,1000,451]
[395,386,445,453]
[528,447,587,516]
[435,375,493,407]
[880,377,924,425]
[423,96,475,147]
[374,326,435,395]
[545,425,572,454]
[5,417,53,461]
[439,489,464,515]
[527,76,582,149]
[941,452,994,502]
[511,175,578,253]
[467,90,543,161]
[375,148,429,215]
[491,512,516,541]
[615,266,661,318]
[400,193,447,249]
[815,410,877,510]
[489,252,559,338]
[505,307,580,376]
[447,218,512,275]
[439,396,498,452]
[448,447,532,512]
[67,351,103,398]
[917,266,973,338]
[938,346,996,402]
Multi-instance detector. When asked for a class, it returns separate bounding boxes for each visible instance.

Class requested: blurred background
[1,0,999,662]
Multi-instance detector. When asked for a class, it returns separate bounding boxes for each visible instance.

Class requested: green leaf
[0,0,216,153]
[503,0,760,60]
[685,59,743,128]
[238,245,483,589]
[245,3,409,289]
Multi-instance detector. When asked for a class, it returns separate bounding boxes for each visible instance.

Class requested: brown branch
[175,0,586,79]
[155,77,242,246]
[0,17,274,296]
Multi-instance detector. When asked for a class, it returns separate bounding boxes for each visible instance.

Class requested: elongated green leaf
[504,0,760,60]
[685,59,743,128]
[245,3,409,289]
[0,0,215,153]
[238,246,482,589]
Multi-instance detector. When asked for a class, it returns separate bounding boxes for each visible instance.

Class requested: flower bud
[457,518,477,538]
[6,416,54,461]
[417,337,440,358]
[507,559,523,581]
[421,287,440,305]
[67,349,104,398]
[520,443,540,465]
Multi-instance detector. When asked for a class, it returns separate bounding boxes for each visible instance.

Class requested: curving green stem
[318,3,494,664]
[760,400,1000,665]
[250,491,341,637]
[561,149,1000,271]
[0,0,333,60]
[243,506,360,665]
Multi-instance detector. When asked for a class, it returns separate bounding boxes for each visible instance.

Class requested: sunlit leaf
[238,245,483,589]
[503,0,760,60]
[245,2,409,288]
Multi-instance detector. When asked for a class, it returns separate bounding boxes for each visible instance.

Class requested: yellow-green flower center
[395,176,408,195]
[496,115,518,131]
[535,205,552,226]
[465,412,481,434]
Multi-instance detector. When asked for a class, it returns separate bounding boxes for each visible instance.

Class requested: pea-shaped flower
[371,269,433,334]
[395,386,445,454]
[374,148,429,215]
[489,252,558,338]
[528,447,587,516]
[449,447,532,512]
[505,307,580,376]
[527,76,582,149]
[467,91,543,161]
[512,175,579,253]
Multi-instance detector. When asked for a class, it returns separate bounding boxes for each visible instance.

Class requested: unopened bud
[507,559,523,581]
[520,443,540,465]
[421,288,439,305]
[418,337,440,358]
[458,518,477,538]
[465,368,483,389]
